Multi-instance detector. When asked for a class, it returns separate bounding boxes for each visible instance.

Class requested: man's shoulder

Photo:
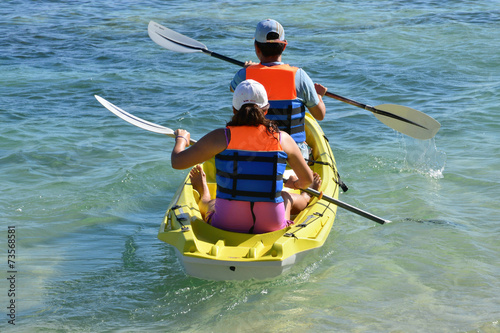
[230,68,247,90]
[294,67,313,87]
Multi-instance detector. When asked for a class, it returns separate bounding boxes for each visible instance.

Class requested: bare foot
[289,173,323,215]
[189,165,210,202]
[300,172,322,205]
[311,172,322,191]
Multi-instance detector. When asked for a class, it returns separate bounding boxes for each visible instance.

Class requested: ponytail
[227,104,279,135]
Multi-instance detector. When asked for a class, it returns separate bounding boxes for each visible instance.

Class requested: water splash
[400,136,447,179]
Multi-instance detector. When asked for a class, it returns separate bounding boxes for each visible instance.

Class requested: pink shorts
[207,198,293,234]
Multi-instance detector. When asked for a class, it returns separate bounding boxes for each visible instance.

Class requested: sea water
[1,1,499,332]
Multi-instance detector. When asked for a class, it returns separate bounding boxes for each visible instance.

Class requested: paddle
[148,20,441,140]
[94,95,197,144]
[95,95,389,225]
[301,187,390,225]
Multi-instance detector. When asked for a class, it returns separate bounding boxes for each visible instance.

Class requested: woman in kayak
[171,79,321,234]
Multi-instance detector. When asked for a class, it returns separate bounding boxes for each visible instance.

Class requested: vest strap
[268,105,304,116]
[217,187,282,199]
[215,154,286,164]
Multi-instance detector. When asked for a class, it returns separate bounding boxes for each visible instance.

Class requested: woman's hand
[174,129,191,146]
[171,128,227,170]
[284,175,300,189]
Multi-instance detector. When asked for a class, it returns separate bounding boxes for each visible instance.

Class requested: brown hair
[227,104,279,135]
[255,31,286,57]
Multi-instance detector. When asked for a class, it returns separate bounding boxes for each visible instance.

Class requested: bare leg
[189,165,215,221]
[288,172,322,216]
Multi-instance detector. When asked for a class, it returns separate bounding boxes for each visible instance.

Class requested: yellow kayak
[158,113,341,280]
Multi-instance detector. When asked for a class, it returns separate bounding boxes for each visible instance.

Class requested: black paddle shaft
[325,92,427,129]
[202,49,245,67]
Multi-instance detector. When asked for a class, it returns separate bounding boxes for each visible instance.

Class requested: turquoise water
[1,1,499,331]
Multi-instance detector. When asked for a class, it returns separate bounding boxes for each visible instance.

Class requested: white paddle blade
[94,95,175,137]
[373,104,441,140]
[148,21,207,53]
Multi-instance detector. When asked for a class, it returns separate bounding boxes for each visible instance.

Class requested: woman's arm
[171,128,227,170]
[280,132,313,189]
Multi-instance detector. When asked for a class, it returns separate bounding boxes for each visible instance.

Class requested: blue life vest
[215,125,288,203]
[267,100,306,143]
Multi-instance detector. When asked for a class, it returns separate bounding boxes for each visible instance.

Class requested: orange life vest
[246,64,306,142]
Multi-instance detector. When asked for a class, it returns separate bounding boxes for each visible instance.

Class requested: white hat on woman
[232,79,269,110]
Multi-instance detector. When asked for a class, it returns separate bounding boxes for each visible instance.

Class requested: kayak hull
[179,250,309,281]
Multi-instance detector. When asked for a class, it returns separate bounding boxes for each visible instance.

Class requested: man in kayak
[230,19,328,159]
[172,79,321,234]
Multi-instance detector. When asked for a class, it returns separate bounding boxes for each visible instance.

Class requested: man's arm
[297,69,327,121]
[307,83,327,120]
[229,67,247,92]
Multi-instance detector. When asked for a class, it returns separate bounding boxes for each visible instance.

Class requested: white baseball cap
[232,79,268,110]
[254,19,286,43]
